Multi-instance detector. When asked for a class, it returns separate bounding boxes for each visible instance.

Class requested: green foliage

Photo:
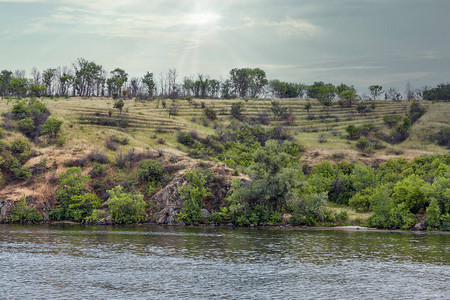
[53,167,100,221]
[389,203,416,230]
[9,138,31,163]
[392,174,428,214]
[289,192,328,226]
[230,102,245,120]
[178,170,211,225]
[356,136,374,154]
[65,193,103,222]
[204,107,217,120]
[138,159,169,183]
[423,83,450,101]
[368,85,383,100]
[383,114,403,128]
[41,118,63,139]
[8,196,43,223]
[84,209,107,223]
[56,167,90,204]
[17,117,35,137]
[270,100,288,118]
[107,185,146,224]
[113,99,125,114]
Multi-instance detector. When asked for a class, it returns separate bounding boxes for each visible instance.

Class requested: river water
[0,225,449,299]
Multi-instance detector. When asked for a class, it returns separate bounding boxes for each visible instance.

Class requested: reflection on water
[1,225,449,299]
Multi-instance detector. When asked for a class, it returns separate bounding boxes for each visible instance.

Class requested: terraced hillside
[0,97,447,158]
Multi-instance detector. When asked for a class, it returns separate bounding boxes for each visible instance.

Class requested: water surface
[1,225,449,299]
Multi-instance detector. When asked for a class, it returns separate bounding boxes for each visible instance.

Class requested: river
[0,225,449,299]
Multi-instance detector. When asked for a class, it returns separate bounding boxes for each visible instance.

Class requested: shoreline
[2,222,449,235]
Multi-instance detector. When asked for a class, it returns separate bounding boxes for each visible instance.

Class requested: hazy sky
[1,0,449,92]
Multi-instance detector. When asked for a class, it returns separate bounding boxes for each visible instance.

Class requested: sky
[0,0,449,93]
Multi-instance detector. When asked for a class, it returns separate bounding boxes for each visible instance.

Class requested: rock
[202,209,211,218]
[97,215,113,225]
[414,220,427,231]
[0,200,15,223]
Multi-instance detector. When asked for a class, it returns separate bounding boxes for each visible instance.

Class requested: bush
[107,185,146,224]
[41,118,63,139]
[204,107,217,121]
[356,136,374,154]
[17,117,35,137]
[8,196,43,223]
[177,170,211,225]
[177,132,196,147]
[289,192,328,226]
[318,133,327,143]
[392,174,428,214]
[9,138,31,163]
[87,149,109,164]
[230,102,245,120]
[65,193,103,222]
[138,159,169,183]
[56,167,90,204]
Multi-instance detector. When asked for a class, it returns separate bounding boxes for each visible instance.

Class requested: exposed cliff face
[152,161,248,225]
[0,200,14,223]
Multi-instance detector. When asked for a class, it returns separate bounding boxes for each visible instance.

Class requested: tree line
[0,58,447,101]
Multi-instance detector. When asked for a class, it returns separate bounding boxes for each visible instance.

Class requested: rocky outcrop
[153,161,247,224]
[0,200,15,223]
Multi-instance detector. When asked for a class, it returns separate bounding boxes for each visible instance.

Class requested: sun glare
[184,12,220,25]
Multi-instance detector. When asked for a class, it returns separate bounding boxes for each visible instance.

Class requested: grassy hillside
[0,97,448,228]
[1,97,447,158]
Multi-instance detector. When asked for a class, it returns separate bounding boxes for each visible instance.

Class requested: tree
[0,70,13,99]
[386,87,402,101]
[73,58,103,97]
[42,118,63,139]
[340,89,358,107]
[142,72,156,99]
[368,85,383,100]
[58,69,74,97]
[230,102,245,120]
[357,102,368,115]
[229,68,267,98]
[336,83,356,97]
[7,77,28,98]
[306,81,324,98]
[113,99,125,115]
[43,68,56,96]
[109,68,128,98]
[304,100,312,115]
[317,84,335,114]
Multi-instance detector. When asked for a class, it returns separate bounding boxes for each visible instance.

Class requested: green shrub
[41,118,63,139]
[210,212,223,224]
[289,192,328,226]
[178,170,211,225]
[56,167,90,204]
[356,136,374,154]
[107,185,146,224]
[10,138,31,163]
[348,191,371,212]
[11,165,32,180]
[138,159,169,183]
[84,209,107,223]
[65,193,103,222]
[389,203,416,230]
[230,102,245,120]
[204,107,217,120]
[17,117,35,137]
[392,174,428,214]
[8,196,43,223]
